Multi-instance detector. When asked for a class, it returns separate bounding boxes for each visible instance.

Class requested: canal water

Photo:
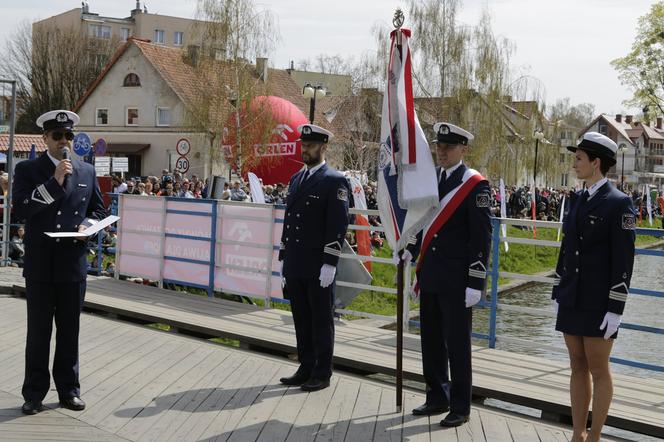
[473,252,664,381]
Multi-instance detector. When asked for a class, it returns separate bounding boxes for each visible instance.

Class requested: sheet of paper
[45,215,120,238]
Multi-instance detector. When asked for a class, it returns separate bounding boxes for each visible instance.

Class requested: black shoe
[412,402,449,416]
[59,396,86,411]
[21,400,42,415]
[300,378,330,392]
[440,412,469,427]
[279,372,310,386]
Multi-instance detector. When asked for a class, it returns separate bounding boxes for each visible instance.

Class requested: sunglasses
[50,130,75,141]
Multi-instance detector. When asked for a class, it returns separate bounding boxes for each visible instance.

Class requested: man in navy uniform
[278,124,350,392]
[12,110,106,414]
[403,122,492,427]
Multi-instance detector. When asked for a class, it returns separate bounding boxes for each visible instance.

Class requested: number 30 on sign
[175,156,190,173]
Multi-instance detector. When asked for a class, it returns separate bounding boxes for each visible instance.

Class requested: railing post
[208,201,217,298]
[489,217,501,348]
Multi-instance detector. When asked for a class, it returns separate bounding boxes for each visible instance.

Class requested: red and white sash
[413,169,485,294]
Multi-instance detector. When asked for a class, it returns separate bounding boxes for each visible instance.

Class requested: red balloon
[222,96,308,185]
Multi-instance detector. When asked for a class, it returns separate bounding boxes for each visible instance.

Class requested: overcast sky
[0,0,655,115]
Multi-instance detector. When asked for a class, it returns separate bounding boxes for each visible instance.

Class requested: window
[561,173,568,187]
[599,124,608,135]
[157,107,171,126]
[174,31,184,46]
[155,29,165,44]
[121,28,131,41]
[88,24,111,39]
[559,153,566,164]
[126,108,139,126]
[123,73,141,87]
[96,108,108,126]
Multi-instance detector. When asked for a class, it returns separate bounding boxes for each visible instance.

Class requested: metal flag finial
[393,8,404,29]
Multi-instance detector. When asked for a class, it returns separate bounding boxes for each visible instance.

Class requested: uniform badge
[476,193,490,208]
[337,188,348,201]
[439,125,450,135]
[56,112,68,122]
[302,126,312,135]
[621,213,636,230]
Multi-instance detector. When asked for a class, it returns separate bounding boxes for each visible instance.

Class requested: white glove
[465,287,482,308]
[319,264,336,288]
[599,312,622,340]
[392,249,413,264]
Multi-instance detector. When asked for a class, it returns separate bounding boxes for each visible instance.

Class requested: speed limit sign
[176,138,191,156]
[175,156,190,173]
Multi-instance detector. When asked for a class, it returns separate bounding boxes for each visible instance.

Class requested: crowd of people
[2,168,664,270]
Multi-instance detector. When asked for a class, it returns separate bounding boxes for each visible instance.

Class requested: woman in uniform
[552,131,636,442]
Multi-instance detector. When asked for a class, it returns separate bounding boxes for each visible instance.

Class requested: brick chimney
[256,57,268,83]
[657,117,663,130]
[625,115,633,124]
[615,114,622,123]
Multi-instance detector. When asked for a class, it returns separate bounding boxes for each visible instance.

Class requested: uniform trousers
[22,279,86,402]
[286,277,335,380]
[420,289,473,415]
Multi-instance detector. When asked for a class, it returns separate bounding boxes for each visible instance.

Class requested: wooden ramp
[1,267,662,439]
[0,296,588,442]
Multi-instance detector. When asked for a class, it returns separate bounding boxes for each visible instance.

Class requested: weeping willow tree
[186,0,280,177]
[369,1,552,185]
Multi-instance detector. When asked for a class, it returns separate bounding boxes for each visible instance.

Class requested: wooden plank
[80,338,208,427]
[284,377,340,442]
[534,423,570,442]
[477,409,512,442]
[125,346,225,442]
[313,377,361,442]
[372,388,403,442]
[455,408,486,442]
[343,382,382,442]
[161,352,249,442]
[113,345,217,441]
[157,356,268,442]
[255,384,310,442]
[224,365,292,442]
[400,392,430,442]
[505,416,542,442]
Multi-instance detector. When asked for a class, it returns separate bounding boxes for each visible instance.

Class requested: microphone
[61,147,72,183]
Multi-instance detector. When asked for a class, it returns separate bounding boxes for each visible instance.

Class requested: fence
[17,192,657,375]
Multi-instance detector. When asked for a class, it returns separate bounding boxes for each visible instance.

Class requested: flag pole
[393,7,405,414]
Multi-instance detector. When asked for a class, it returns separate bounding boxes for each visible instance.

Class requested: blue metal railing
[485,217,664,373]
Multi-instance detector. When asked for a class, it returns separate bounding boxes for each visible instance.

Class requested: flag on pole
[247,172,265,204]
[499,179,509,252]
[557,195,566,242]
[349,175,372,272]
[29,144,36,160]
[376,28,439,252]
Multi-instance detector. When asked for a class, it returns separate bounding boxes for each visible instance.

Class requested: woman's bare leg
[584,336,614,442]
[564,334,591,441]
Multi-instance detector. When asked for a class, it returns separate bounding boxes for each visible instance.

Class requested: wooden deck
[0,267,661,440]
[0,295,590,442]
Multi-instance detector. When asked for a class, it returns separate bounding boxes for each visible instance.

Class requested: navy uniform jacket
[12,153,106,283]
[408,164,492,294]
[278,163,350,279]
[552,182,636,315]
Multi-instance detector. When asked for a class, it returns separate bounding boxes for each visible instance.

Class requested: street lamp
[533,128,544,186]
[303,83,326,124]
[618,143,628,190]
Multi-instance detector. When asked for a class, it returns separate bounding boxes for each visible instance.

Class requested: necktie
[438,170,447,198]
[300,169,310,187]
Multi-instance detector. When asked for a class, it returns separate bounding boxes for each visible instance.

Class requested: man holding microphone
[12,110,106,414]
